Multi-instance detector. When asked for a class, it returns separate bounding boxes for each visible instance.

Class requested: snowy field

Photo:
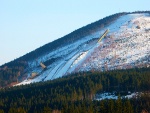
[17,13,150,85]
[94,92,144,100]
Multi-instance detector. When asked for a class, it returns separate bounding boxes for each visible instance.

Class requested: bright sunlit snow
[17,13,150,86]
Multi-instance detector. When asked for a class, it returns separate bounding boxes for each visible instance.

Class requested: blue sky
[0,0,150,65]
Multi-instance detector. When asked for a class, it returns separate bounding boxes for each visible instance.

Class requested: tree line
[0,67,149,112]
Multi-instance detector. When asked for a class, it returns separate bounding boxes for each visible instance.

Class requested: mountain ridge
[0,11,150,87]
[1,11,149,66]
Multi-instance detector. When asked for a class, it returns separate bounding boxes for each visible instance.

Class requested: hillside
[0,67,149,112]
[0,11,150,87]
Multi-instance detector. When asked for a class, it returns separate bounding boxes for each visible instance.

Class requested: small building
[28,72,38,79]
[40,62,46,69]
[31,72,38,77]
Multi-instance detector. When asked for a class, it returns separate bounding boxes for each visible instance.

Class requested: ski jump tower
[98,29,109,43]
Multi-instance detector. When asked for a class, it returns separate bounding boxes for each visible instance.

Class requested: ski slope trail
[17,13,150,85]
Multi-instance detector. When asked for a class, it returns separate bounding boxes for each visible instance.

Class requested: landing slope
[18,13,150,85]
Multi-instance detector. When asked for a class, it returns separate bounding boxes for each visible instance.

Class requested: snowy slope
[95,92,142,100]
[17,13,150,85]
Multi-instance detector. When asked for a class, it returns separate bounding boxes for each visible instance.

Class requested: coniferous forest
[0,11,150,113]
[0,67,149,113]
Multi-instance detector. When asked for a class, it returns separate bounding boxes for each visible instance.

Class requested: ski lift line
[98,29,109,43]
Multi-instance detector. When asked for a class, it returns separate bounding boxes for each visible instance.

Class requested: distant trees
[0,109,4,113]
[0,61,27,87]
[0,67,149,112]
[8,107,26,113]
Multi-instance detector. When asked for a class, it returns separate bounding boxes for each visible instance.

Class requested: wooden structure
[40,62,46,69]
[29,62,47,79]
[98,29,109,43]
[28,72,38,79]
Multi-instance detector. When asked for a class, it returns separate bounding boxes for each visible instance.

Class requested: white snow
[95,92,118,100]
[17,13,150,86]
[95,92,141,100]
[78,13,150,71]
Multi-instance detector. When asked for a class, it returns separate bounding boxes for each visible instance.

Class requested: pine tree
[43,106,51,113]
[123,100,134,113]
[100,100,106,113]
[0,109,4,113]
[108,99,115,113]
[116,95,122,113]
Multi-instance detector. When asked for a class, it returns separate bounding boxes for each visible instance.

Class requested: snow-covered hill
[17,13,150,85]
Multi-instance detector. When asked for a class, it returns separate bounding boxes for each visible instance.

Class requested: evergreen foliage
[0,67,149,112]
